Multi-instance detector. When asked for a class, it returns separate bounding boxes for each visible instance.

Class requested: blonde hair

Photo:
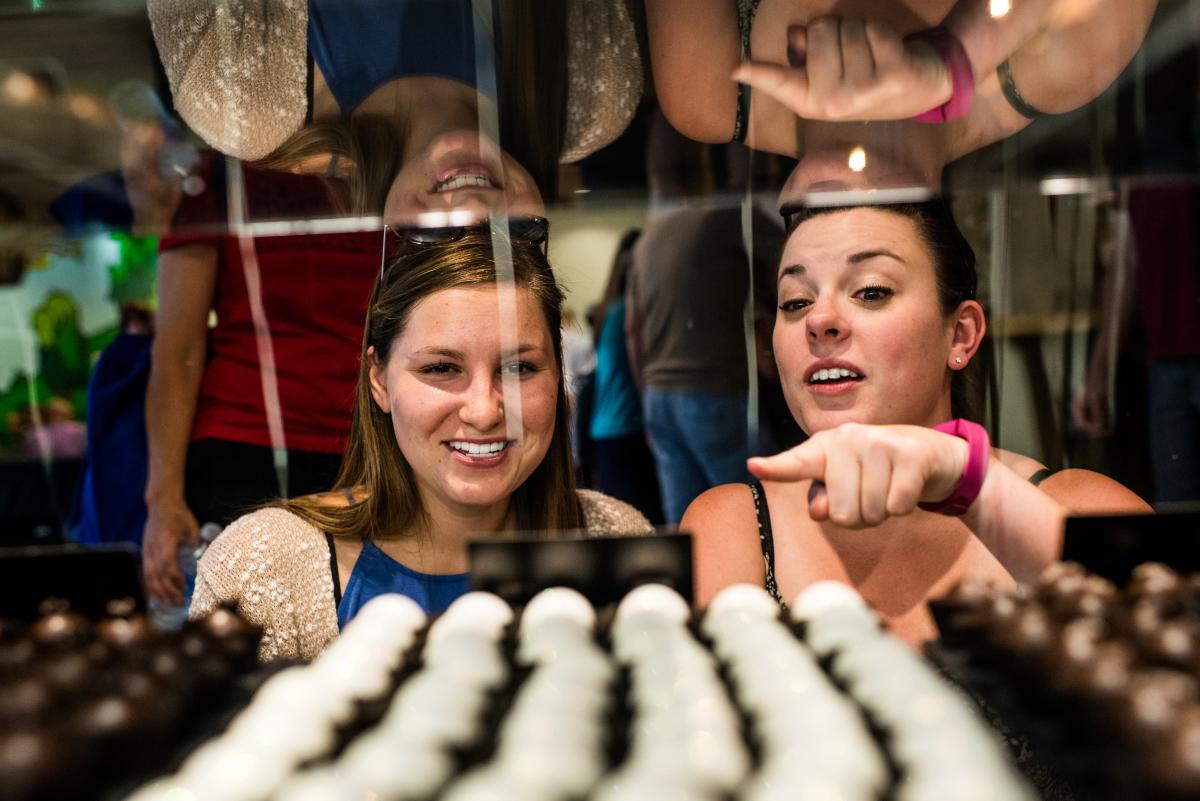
[254,115,404,215]
[281,229,582,541]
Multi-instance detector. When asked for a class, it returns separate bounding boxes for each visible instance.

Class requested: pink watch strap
[908,27,975,123]
[919,418,990,515]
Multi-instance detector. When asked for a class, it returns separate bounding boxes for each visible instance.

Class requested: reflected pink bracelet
[907,27,975,123]
[919,418,990,515]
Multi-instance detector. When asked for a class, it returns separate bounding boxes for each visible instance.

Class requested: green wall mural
[0,232,156,451]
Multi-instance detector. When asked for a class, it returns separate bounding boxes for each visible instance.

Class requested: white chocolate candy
[340,592,426,641]
[429,591,513,642]
[707,582,780,619]
[614,583,691,626]
[521,586,596,631]
[789,580,870,622]
[339,737,455,799]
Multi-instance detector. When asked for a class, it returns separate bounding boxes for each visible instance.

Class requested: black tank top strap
[748,481,787,609]
[1028,468,1055,487]
[325,533,342,609]
[731,0,762,143]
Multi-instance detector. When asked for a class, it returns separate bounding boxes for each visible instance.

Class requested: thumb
[747,439,827,482]
[731,60,811,109]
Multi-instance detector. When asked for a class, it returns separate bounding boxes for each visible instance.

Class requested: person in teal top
[585,230,664,523]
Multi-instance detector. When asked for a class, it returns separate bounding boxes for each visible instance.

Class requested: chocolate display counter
[5,515,1199,801]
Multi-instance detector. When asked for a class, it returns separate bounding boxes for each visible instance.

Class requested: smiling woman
[682,201,1149,647]
[187,228,652,661]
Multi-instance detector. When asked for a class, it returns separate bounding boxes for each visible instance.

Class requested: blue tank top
[336,539,470,629]
[308,0,482,115]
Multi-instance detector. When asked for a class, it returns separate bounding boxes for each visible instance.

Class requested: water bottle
[148,522,222,631]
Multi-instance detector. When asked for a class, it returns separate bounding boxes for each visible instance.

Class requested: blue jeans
[643,388,752,523]
[1148,358,1200,505]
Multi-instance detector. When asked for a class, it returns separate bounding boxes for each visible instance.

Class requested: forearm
[993,0,1157,114]
[943,0,1053,82]
[961,457,1065,583]
[144,347,205,504]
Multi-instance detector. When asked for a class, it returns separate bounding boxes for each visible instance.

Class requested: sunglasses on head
[380,215,550,281]
[779,202,805,235]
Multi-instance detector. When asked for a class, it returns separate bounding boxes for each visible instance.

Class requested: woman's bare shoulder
[991,448,1150,514]
[682,483,768,606]
[1037,469,1152,515]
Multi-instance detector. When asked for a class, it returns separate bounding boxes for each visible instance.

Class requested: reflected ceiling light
[803,186,933,207]
[1039,176,1102,196]
[848,146,867,172]
[990,0,1011,17]
[574,188,591,194]
[3,72,38,105]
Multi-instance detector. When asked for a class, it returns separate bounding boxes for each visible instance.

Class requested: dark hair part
[785,200,981,420]
[281,230,582,540]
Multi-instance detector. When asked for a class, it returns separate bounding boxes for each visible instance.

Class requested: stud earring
[955,357,963,365]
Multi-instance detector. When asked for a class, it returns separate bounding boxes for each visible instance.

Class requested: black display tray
[469,529,693,608]
[1062,509,1200,581]
[0,543,144,619]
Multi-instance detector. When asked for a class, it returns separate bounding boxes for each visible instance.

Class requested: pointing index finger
[747,438,827,482]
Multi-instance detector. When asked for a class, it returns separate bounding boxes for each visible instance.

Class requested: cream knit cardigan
[190,489,653,662]
[147,0,642,162]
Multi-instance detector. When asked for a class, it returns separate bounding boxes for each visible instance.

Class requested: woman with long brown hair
[189,225,652,661]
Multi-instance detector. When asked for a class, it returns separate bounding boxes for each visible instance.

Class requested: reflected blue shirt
[336,539,470,629]
[308,0,481,115]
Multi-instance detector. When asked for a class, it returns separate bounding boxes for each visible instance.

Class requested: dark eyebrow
[414,347,465,359]
[779,264,806,281]
[412,345,546,359]
[778,250,905,282]
[849,249,905,264]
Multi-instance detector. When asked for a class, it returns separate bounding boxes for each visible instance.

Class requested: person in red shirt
[142,155,379,604]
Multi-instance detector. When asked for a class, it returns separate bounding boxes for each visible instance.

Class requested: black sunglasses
[779,202,804,235]
[380,216,550,281]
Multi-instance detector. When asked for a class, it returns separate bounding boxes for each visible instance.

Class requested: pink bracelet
[907,27,975,123]
[919,418,990,515]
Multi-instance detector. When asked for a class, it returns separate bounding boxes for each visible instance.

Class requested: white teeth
[810,367,862,384]
[449,441,508,456]
[434,173,493,192]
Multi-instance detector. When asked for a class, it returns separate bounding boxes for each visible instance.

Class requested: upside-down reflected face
[383,130,544,227]
[368,284,558,519]
[773,207,961,434]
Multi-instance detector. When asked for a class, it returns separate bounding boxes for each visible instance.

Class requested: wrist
[907,27,975,123]
[145,487,186,507]
[919,418,990,515]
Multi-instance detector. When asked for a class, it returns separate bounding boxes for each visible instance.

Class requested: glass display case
[0,0,1198,798]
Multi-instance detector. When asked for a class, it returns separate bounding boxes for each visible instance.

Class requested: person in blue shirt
[189,223,651,661]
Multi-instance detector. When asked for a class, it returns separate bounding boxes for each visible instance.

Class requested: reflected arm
[951,0,1159,156]
[142,244,217,601]
[644,0,742,143]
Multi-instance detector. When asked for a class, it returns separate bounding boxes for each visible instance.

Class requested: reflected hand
[119,120,183,234]
[142,497,199,604]
[1072,379,1111,439]
[731,17,953,122]
[747,423,970,527]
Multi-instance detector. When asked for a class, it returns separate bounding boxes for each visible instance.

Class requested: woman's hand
[731,17,952,122]
[142,496,199,604]
[747,422,969,527]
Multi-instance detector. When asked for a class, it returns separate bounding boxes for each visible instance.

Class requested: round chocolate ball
[30,608,90,650]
